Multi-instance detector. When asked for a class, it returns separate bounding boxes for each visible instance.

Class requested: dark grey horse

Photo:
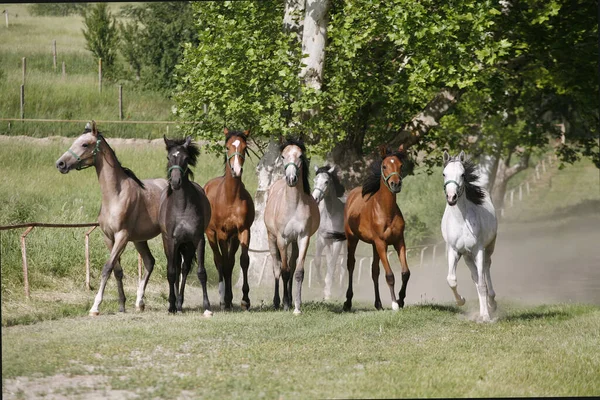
[158,136,213,315]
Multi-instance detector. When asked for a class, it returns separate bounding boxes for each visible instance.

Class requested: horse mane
[165,137,199,181]
[362,148,407,198]
[460,158,486,205]
[316,165,345,197]
[92,132,145,189]
[280,138,311,195]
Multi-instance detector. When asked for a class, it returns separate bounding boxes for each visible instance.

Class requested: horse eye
[442,173,445,177]
[82,143,88,148]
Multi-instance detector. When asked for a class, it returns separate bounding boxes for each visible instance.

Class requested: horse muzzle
[446,194,458,206]
[389,181,402,194]
[56,158,71,174]
[286,175,298,187]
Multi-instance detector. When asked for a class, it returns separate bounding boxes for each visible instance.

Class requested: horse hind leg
[178,243,195,312]
[197,235,213,317]
[269,233,283,310]
[133,241,155,312]
[485,240,497,312]
[370,245,382,310]
[446,247,465,306]
[90,233,129,316]
[224,236,240,310]
[343,236,359,312]
[238,229,251,311]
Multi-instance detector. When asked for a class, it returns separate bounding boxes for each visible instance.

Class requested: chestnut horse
[159,136,213,315]
[56,121,168,316]
[204,128,255,311]
[343,145,411,311]
[264,138,320,314]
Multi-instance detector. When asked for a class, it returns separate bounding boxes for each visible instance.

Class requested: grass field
[0,3,176,138]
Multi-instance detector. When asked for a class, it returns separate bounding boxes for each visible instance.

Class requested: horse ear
[184,136,192,148]
[458,150,466,162]
[243,129,250,138]
[443,150,450,165]
[328,165,335,174]
[398,144,405,153]
[378,145,387,158]
[91,120,98,137]
[163,135,172,148]
[223,127,229,136]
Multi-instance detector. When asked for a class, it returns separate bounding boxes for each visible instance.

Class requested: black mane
[165,137,200,181]
[316,165,345,197]
[362,148,407,198]
[446,156,486,205]
[280,138,311,195]
[93,133,145,189]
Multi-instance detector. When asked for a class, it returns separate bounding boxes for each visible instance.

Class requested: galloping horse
[343,145,411,312]
[204,128,255,311]
[56,121,168,316]
[312,165,346,300]
[441,151,498,322]
[159,136,213,315]
[264,138,320,314]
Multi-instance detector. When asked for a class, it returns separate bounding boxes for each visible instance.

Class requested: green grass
[2,302,599,398]
[0,3,176,138]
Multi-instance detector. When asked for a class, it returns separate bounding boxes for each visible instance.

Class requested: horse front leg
[374,240,399,311]
[293,237,309,315]
[343,236,359,312]
[218,238,230,310]
[238,229,251,311]
[370,245,382,310]
[224,236,240,310]
[178,244,195,312]
[133,241,155,312]
[446,246,465,306]
[161,236,178,314]
[394,237,411,308]
[268,233,282,310]
[314,234,325,288]
[207,231,225,310]
[474,248,491,322]
[90,232,129,316]
[197,236,213,317]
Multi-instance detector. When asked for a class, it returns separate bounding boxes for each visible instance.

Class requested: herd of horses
[55,121,498,322]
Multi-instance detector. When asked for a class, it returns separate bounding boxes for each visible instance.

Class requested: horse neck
[168,175,196,205]
[323,186,342,212]
[94,139,131,201]
[223,164,243,202]
[373,182,397,213]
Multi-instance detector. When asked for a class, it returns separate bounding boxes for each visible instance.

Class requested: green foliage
[118,2,199,92]
[82,3,119,78]
[28,3,88,17]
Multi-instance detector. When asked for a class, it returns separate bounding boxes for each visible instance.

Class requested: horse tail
[323,230,347,242]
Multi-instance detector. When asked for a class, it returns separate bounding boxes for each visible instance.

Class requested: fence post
[4,10,8,28]
[62,61,66,79]
[98,58,102,93]
[22,57,26,85]
[510,190,514,207]
[118,85,123,120]
[541,159,546,173]
[20,226,34,299]
[431,245,437,268]
[53,39,57,71]
[518,184,523,201]
[526,181,530,195]
[20,84,24,120]
[419,247,428,268]
[308,259,314,288]
[84,226,96,290]
[535,165,540,180]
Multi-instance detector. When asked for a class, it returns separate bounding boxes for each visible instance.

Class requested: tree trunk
[491,151,530,210]
[299,0,330,90]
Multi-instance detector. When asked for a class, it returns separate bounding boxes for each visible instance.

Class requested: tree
[29,3,87,17]
[82,3,119,78]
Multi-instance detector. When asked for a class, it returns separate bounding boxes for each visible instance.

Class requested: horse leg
[370,245,382,310]
[225,236,240,310]
[163,237,179,314]
[238,229,251,311]
[485,239,497,312]
[374,240,399,311]
[329,240,344,298]
[89,232,129,316]
[323,239,335,300]
[269,233,282,310]
[343,236,359,312]
[314,235,325,288]
[280,242,293,311]
[394,237,411,308]
[133,241,154,312]
[197,235,213,316]
[288,242,299,310]
[446,247,465,306]
[178,244,194,312]
[291,239,308,315]
[207,232,225,310]
[464,252,490,322]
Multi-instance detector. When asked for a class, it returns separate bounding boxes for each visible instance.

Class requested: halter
[443,179,464,196]
[381,163,401,193]
[284,161,300,175]
[168,164,188,180]
[67,138,102,170]
[227,151,245,171]
[313,186,326,199]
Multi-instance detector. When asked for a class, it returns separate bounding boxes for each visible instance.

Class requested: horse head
[279,138,310,193]
[164,135,199,191]
[224,128,249,178]
[56,121,102,173]
[379,144,405,194]
[442,150,467,206]
[312,165,344,204]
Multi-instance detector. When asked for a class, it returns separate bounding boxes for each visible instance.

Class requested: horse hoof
[293,309,302,315]
[136,304,145,312]
[343,302,352,312]
[456,296,466,306]
[488,298,497,312]
[241,301,250,311]
[391,302,399,311]
[203,310,213,318]
[89,311,100,317]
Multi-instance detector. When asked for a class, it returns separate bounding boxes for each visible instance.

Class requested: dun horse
[343,145,411,311]
[312,165,346,300]
[204,128,255,311]
[264,139,320,314]
[56,121,168,316]
[441,151,498,322]
[159,136,213,315]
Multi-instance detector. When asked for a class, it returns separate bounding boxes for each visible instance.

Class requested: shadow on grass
[412,303,462,314]
[501,309,573,322]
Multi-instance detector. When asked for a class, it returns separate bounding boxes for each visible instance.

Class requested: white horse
[311,165,346,300]
[441,151,498,322]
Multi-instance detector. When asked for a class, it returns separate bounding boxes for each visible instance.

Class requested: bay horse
[204,128,255,311]
[343,145,411,312]
[159,136,213,315]
[56,121,168,316]
[264,138,320,314]
[441,151,498,322]
[312,164,346,300]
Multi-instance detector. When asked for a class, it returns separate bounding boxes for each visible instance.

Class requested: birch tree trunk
[299,0,330,91]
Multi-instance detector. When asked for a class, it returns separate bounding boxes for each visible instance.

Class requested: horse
[55,121,168,316]
[441,150,498,322]
[264,138,320,314]
[158,136,213,315]
[343,145,411,312]
[204,128,255,311]
[311,164,346,300]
